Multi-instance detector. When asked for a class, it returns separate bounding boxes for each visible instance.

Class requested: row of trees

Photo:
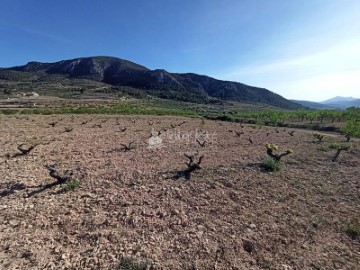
[227,108,360,138]
[342,107,360,138]
[231,109,355,125]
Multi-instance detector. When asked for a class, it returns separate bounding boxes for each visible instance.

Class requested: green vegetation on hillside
[0,56,303,109]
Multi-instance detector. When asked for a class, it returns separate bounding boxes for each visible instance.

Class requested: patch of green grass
[0,109,19,115]
[256,119,265,126]
[345,223,360,239]
[261,157,280,172]
[116,256,148,270]
[64,180,80,191]
[329,142,341,150]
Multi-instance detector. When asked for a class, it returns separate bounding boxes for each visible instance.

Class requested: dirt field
[0,115,359,269]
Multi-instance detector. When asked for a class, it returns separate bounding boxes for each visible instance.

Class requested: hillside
[292,96,360,110]
[320,97,360,110]
[290,100,339,110]
[321,96,358,104]
[346,99,360,108]
[1,56,302,110]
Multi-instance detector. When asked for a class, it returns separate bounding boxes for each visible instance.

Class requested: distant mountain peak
[292,96,360,110]
[322,96,357,104]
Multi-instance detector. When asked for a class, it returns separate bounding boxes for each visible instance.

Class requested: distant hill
[1,56,303,109]
[321,96,358,104]
[345,99,360,107]
[290,100,339,110]
[292,96,360,110]
[320,96,360,109]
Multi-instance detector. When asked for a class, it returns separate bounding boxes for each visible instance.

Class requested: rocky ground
[0,115,359,269]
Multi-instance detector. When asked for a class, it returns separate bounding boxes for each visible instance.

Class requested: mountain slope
[176,73,300,109]
[292,97,360,110]
[346,99,360,108]
[319,96,360,109]
[290,100,339,110]
[3,56,302,109]
[321,96,357,104]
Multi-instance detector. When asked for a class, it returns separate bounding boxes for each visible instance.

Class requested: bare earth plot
[0,115,359,269]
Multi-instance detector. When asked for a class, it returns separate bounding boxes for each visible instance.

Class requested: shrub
[65,180,80,191]
[215,113,234,122]
[256,118,264,126]
[261,157,280,172]
[0,109,18,115]
[345,223,360,239]
[341,107,360,140]
[329,142,341,150]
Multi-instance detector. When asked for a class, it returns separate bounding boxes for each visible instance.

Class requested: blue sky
[1,0,359,101]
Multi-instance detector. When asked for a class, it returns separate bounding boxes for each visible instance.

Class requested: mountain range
[292,96,360,110]
[0,56,302,110]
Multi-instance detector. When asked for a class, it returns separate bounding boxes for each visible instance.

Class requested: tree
[306,111,317,124]
[268,112,280,126]
[295,110,307,122]
[341,108,360,140]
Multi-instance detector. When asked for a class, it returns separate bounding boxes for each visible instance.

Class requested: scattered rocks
[9,220,19,227]
[249,223,257,229]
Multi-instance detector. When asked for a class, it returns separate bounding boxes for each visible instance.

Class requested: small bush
[261,157,280,172]
[329,142,348,150]
[0,109,18,115]
[215,114,234,122]
[345,223,360,239]
[256,119,264,126]
[65,180,80,191]
[116,256,148,270]
[329,143,338,149]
